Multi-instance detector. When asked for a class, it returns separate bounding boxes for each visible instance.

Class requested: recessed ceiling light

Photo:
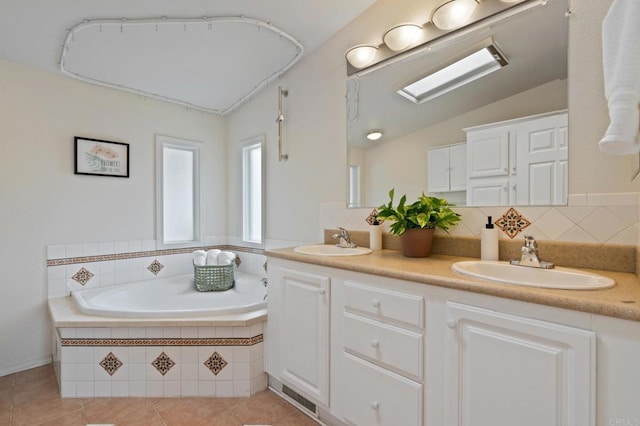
[397,43,507,104]
[366,130,384,141]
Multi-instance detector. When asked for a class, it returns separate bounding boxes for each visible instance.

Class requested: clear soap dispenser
[481,216,499,261]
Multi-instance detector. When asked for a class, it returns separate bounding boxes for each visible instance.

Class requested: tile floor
[0,364,319,425]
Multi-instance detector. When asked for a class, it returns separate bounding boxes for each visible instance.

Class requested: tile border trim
[60,334,264,347]
[47,245,265,266]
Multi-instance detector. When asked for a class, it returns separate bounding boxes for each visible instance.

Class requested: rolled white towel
[193,250,206,267]
[218,251,236,266]
[205,249,221,266]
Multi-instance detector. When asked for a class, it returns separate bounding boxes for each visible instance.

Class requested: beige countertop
[266,248,640,322]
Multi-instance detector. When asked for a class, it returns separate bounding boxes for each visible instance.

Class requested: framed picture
[74,137,129,178]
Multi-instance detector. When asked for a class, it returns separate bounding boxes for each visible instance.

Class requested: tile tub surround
[0,364,318,425]
[51,323,268,398]
[324,230,637,274]
[46,241,266,299]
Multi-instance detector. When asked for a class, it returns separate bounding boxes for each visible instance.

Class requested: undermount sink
[294,244,372,257]
[451,260,615,290]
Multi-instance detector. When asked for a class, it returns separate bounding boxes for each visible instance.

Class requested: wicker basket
[193,261,235,292]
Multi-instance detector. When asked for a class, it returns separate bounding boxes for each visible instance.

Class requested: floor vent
[282,384,317,414]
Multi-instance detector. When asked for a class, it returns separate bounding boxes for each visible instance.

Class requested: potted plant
[377,189,461,257]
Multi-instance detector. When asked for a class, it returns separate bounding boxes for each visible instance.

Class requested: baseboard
[0,355,52,377]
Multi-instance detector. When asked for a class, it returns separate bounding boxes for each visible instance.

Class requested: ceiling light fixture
[383,24,422,51]
[397,43,507,104]
[366,130,384,141]
[345,45,378,69]
[431,0,479,30]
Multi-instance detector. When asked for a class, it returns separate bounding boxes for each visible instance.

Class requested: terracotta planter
[400,228,435,258]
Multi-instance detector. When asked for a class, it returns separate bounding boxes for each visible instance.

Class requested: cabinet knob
[318,289,326,295]
[446,319,457,329]
[370,339,379,348]
[370,401,379,410]
[372,299,380,309]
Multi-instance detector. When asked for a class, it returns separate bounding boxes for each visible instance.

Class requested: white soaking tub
[71,272,266,318]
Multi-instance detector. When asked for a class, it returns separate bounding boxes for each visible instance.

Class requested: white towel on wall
[600,0,640,155]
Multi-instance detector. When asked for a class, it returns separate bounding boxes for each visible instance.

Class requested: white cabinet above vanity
[427,143,467,194]
[262,252,640,426]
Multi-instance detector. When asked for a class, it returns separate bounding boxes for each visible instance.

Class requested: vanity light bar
[397,44,508,104]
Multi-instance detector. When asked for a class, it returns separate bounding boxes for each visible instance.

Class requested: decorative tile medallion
[495,207,532,239]
[234,254,241,268]
[71,267,94,286]
[151,351,175,376]
[147,259,164,275]
[204,351,228,375]
[99,352,123,376]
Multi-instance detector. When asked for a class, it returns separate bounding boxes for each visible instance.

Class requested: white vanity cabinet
[265,263,330,406]
[340,281,424,426]
[465,110,567,206]
[427,143,467,193]
[263,257,640,426]
[443,301,595,426]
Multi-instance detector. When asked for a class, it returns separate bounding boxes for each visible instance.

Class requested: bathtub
[71,271,267,318]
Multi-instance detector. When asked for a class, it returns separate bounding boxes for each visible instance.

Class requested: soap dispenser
[481,216,499,261]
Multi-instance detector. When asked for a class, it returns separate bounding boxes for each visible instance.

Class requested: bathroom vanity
[265,249,640,426]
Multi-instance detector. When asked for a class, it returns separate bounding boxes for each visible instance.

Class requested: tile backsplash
[321,192,640,246]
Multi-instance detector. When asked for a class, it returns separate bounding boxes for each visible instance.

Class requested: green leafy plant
[377,189,461,235]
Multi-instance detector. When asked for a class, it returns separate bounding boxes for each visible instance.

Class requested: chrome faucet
[510,235,554,269]
[332,227,357,248]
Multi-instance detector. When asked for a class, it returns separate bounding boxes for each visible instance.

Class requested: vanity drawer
[344,281,424,329]
[342,352,422,426]
[343,312,422,379]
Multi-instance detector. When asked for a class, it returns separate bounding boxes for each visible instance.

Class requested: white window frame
[241,135,265,246]
[156,135,202,248]
[349,164,361,208]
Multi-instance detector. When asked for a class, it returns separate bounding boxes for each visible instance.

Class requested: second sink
[451,260,615,290]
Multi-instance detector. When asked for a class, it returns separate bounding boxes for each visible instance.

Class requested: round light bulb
[431,0,478,31]
[383,24,422,51]
[345,45,378,69]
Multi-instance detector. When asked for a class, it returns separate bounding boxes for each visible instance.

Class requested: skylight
[398,44,508,104]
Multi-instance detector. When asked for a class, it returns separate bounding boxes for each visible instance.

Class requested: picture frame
[74,137,129,178]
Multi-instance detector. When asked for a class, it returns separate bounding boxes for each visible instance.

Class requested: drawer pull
[318,288,326,295]
[446,319,458,329]
[370,339,379,348]
[370,401,379,410]
[371,299,380,309]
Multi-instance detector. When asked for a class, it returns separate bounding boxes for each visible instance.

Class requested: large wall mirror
[347,0,568,208]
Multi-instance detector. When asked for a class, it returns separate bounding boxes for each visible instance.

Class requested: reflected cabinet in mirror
[346,0,568,208]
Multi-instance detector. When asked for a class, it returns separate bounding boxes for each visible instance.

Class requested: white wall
[0,60,227,375]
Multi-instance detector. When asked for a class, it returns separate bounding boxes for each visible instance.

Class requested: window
[156,135,201,247]
[242,136,264,244]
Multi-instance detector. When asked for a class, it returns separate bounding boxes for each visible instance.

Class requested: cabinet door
[427,146,451,193]
[445,302,595,426]
[343,353,422,426]
[280,268,330,405]
[466,127,509,178]
[515,113,568,205]
[466,178,509,206]
[449,143,467,191]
